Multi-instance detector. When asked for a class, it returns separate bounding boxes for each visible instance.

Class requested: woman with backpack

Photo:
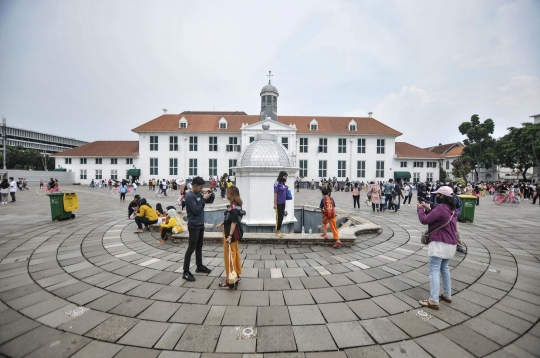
[352,183,360,209]
[215,186,244,288]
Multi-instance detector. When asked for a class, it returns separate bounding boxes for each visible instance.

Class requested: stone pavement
[0,186,539,358]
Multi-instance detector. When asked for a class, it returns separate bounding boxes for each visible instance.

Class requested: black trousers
[120,192,126,201]
[276,203,285,231]
[403,195,412,205]
[221,188,226,198]
[135,216,157,229]
[161,227,173,239]
[183,228,204,272]
[385,194,393,210]
[353,195,360,208]
[10,192,15,202]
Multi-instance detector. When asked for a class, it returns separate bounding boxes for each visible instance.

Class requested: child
[319,189,342,248]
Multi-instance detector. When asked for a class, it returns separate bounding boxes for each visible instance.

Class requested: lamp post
[2,117,6,170]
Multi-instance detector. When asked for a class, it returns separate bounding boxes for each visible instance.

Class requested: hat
[167,208,177,217]
[435,186,454,197]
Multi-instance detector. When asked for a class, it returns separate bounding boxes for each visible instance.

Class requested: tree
[496,122,540,181]
[458,114,496,182]
[451,157,472,183]
[439,166,447,182]
[0,145,55,170]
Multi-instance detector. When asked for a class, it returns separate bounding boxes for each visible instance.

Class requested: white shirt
[132,183,137,189]
[428,241,456,259]
[9,181,16,192]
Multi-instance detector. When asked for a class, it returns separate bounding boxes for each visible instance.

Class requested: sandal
[320,234,328,239]
[419,299,440,310]
[218,281,229,288]
[134,229,144,233]
[439,294,452,303]
[333,241,342,249]
[157,239,165,244]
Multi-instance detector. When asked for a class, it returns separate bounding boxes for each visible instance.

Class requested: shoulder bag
[421,211,455,245]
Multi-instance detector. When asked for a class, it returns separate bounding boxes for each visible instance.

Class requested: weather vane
[267,71,273,84]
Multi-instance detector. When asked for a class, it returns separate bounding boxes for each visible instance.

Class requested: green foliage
[496,122,540,180]
[455,177,466,186]
[459,114,496,181]
[0,145,55,170]
[439,166,447,182]
[451,158,471,183]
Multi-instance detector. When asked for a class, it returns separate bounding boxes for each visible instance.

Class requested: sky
[0,0,539,147]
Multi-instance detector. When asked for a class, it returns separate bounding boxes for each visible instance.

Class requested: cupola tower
[260,71,279,121]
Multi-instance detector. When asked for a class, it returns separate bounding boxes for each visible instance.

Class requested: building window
[414,161,424,168]
[150,158,158,175]
[80,158,87,164]
[357,161,365,178]
[427,161,437,168]
[65,158,71,164]
[318,160,327,178]
[169,158,178,176]
[126,158,133,165]
[357,138,365,153]
[338,161,346,177]
[228,159,237,176]
[318,138,327,153]
[446,161,449,170]
[111,158,117,165]
[400,161,407,167]
[376,161,384,178]
[249,136,255,143]
[349,124,356,131]
[169,136,178,151]
[219,122,227,129]
[95,169,102,180]
[413,172,420,182]
[189,159,197,176]
[209,136,217,151]
[80,169,87,180]
[180,122,187,128]
[95,158,102,164]
[189,136,198,151]
[300,138,308,153]
[338,138,347,153]
[376,139,385,154]
[299,160,308,177]
[227,137,240,152]
[111,170,118,180]
[150,136,158,151]
[281,137,288,149]
[209,159,217,176]
[427,172,433,182]
[310,124,318,131]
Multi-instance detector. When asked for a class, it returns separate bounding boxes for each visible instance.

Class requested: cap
[435,186,454,197]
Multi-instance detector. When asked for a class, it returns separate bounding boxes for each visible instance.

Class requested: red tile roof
[444,146,465,157]
[395,142,444,159]
[424,142,463,155]
[51,141,139,157]
[131,114,402,136]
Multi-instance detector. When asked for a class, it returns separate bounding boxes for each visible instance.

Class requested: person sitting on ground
[158,208,179,244]
[156,203,166,216]
[128,195,140,219]
[134,198,158,233]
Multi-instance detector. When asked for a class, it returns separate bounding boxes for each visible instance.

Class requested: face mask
[436,195,444,204]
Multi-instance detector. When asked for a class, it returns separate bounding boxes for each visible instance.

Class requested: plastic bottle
[309,227,312,235]
[302,226,305,236]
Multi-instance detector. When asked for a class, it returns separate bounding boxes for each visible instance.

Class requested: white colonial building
[52,78,442,184]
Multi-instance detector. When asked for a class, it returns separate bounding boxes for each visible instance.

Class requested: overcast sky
[1,0,539,147]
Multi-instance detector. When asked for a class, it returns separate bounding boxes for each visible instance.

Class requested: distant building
[52,76,442,184]
[0,125,88,154]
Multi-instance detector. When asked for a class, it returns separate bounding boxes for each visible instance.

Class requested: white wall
[54,157,138,184]
[394,158,441,183]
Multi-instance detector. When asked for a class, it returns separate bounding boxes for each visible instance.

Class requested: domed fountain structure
[233,121,298,233]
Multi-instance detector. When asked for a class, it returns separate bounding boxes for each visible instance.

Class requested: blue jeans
[428,256,451,302]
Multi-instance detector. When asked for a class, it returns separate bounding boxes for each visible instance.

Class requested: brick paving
[0,186,539,357]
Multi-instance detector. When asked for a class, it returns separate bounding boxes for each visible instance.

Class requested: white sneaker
[408,204,410,206]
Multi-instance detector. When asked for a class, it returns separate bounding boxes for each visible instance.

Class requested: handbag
[172,225,183,234]
[129,212,136,220]
[421,211,455,245]
[227,243,238,289]
[285,189,293,200]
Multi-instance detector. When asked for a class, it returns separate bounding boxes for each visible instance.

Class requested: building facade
[53,79,442,184]
[1,125,88,154]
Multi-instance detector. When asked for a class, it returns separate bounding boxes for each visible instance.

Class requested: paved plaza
[0,186,539,358]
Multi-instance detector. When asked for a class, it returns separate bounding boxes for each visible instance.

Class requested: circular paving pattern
[0,187,539,357]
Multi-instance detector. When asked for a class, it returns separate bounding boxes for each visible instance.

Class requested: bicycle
[493,193,520,206]
[36,186,62,195]
[88,184,98,189]
[111,186,133,196]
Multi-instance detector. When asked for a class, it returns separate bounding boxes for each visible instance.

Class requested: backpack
[322,196,336,218]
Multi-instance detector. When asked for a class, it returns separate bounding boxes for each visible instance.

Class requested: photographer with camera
[182,177,214,282]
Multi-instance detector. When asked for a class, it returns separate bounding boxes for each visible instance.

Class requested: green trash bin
[458,195,477,222]
[47,193,76,221]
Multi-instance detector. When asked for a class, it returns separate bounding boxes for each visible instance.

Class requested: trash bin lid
[458,195,477,199]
